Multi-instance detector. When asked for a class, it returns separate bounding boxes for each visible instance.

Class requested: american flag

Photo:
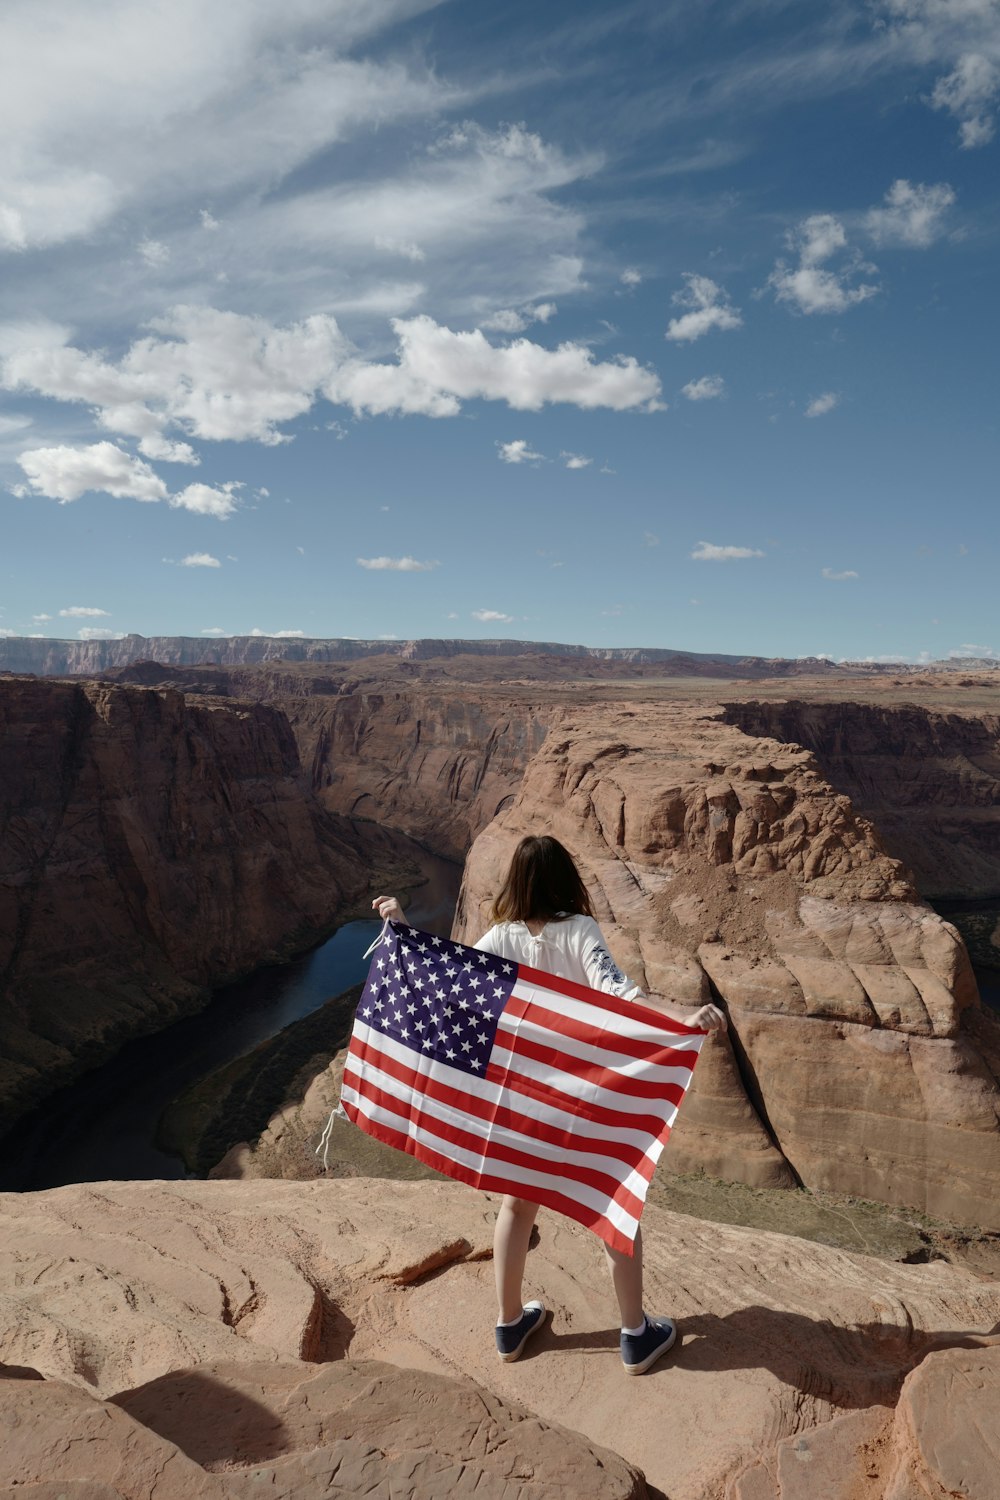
[340,922,706,1254]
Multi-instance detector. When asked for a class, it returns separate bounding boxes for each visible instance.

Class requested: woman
[373,834,726,1376]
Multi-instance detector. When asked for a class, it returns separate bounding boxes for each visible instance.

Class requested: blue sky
[1,0,998,661]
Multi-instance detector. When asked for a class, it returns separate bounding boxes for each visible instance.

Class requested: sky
[1,0,998,663]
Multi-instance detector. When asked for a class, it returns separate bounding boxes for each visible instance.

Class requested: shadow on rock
[111,1367,290,1467]
[677,1305,1000,1406]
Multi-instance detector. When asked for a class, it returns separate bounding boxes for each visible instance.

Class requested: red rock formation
[453,703,1000,1228]
[0,677,382,1132]
[723,699,1000,898]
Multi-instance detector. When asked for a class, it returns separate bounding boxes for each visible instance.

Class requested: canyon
[3,659,1000,1218]
[0,674,415,1134]
[2,646,1000,1498]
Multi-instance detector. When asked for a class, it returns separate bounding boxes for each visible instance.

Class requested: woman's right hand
[372,894,407,924]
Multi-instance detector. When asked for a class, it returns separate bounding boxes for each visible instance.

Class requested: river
[0,849,461,1193]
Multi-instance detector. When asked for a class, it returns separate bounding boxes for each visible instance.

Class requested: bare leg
[603,1225,644,1329]
[494,1195,539,1322]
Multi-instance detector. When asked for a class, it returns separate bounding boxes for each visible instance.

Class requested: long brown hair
[490,835,594,924]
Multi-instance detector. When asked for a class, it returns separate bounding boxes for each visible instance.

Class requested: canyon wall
[0,677,392,1133]
[453,702,1000,1229]
[722,700,1000,898]
[107,664,554,863]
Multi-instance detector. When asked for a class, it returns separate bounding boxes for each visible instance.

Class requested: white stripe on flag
[351,1021,668,1157]
[345,1045,657,1188]
[498,1006,699,1089]
[340,1079,641,1242]
[489,1036,683,1120]
[512,976,698,1049]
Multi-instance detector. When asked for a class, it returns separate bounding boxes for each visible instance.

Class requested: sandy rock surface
[453,702,1000,1228]
[2,1177,999,1500]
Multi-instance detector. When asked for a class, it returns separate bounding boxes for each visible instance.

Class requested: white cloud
[77,627,123,640]
[481,310,530,333]
[200,209,220,231]
[949,642,999,658]
[497,438,545,464]
[59,605,110,617]
[681,374,725,401]
[821,567,859,580]
[931,52,1000,146]
[561,451,592,469]
[325,314,664,416]
[3,305,347,446]
[805,392,841,417]
[249,628,306,638]
[481,302,557,334]
[201,627,228,635]
[357,555,439,571]
[643,531,660,547]
[171,482,241,519]
[32,612,52,621]
[0,2,455,256]
[767,214,879,316]
[666,275,743,342]
[15,442,168,503]
[0,628,19,638]
[691,541,764,561]
[138,434,200,464]
[0,413,31,434]
[137,237,169,267]
[471,609,513,623]
[866,179,956,246]
[5,308,663,450]
[180,552,221,568]
[621,268,642,287]
[374,235,426,262]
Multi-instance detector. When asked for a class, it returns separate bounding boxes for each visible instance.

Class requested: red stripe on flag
[503,991,702,1071]
[484,1053,681,1136]
[515,962,705,1033]
[343,1061,647,1222]
[496,1025,690,1103]
[348,1033,659,1181]
[340,1095,637,1256]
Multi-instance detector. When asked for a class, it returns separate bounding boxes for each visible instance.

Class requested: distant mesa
[0,631,980,679]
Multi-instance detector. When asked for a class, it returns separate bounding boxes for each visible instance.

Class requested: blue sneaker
[495,1299,548,1362]
[620,1315,677,1375]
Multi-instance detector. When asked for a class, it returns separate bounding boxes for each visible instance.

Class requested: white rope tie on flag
[361,917,390,960]
[316,917,391,1170]
[315,1103,346,1172]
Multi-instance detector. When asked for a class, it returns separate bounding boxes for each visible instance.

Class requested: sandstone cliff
[453,703,1000,1229]
[722,699,1000,899]
[0,677,394,1133]
[116,665,553,862]
[1,1178,997,1500]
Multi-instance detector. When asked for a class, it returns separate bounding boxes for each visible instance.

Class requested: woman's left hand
[691,1002,727,1032]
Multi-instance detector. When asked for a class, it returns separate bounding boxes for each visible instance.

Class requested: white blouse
[474,913,643,1001]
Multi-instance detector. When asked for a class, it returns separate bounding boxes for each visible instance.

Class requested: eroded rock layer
[453,703,1000,1227]
[723,699,1000,898]
[0,677,387,1132]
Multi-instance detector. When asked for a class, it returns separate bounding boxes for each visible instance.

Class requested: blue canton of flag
[358,924,517,1076]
